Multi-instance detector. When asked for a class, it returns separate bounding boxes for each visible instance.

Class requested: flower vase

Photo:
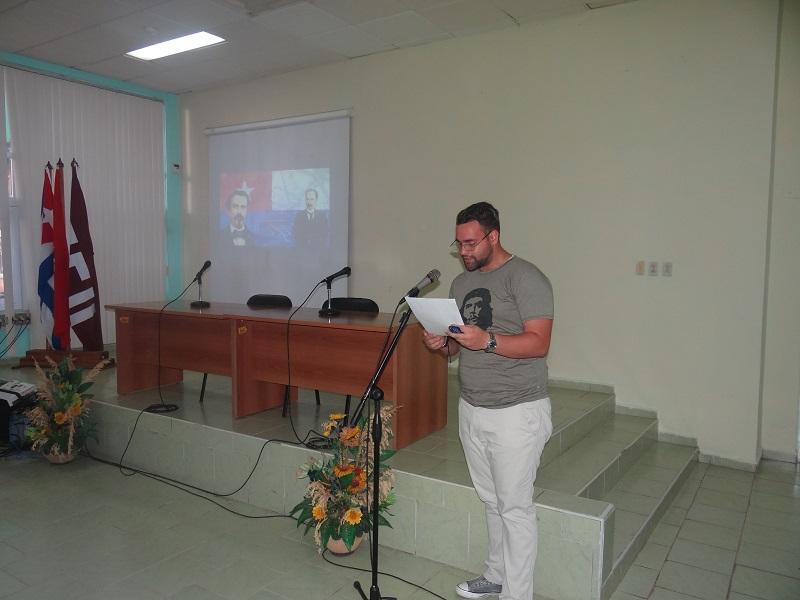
[326,534,363,555]
[45,452,75,465]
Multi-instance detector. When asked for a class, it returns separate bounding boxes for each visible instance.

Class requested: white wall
[761,0,800,461]
[182,0,790,466]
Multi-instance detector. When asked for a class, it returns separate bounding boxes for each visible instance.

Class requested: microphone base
[318,307,340,318]
[190,301,211,309]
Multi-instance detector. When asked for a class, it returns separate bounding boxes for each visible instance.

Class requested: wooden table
[107,301,448,448]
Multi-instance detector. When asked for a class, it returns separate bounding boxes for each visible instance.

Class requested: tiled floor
[0,452,558,600]
[613,460,800,600]
[3,360,799,599]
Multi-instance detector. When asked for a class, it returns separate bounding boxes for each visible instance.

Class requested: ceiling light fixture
[585,0,638,8]
[126,31,225,60]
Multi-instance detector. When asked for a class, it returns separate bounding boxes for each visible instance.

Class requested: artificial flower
[340,426,361,447]
[343,507,362,526]
[334,463,354,477]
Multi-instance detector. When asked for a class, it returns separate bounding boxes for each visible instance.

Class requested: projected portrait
[218,173,271,247]
[292,187,329,249]
[226,189,251,246]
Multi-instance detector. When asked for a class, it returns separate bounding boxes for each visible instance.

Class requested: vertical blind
[2,66,166,347]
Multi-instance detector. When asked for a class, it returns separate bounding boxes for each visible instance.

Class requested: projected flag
[68,160,103,350]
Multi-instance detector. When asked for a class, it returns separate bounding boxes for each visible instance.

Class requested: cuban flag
[37,161,70,350]
[37,166,56,345]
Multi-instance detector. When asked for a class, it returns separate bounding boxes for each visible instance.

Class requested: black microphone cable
[283,280,332,448]
[321,550,447,600]
[0,322,28,360]
[0,321,19,358]
[145,277,197,413]
[95,284,447,599]
[100,416,307,519]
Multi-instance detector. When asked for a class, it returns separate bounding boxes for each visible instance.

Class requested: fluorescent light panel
[585,0,638,8]
[127,31,225,60]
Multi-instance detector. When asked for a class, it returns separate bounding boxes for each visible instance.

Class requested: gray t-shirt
[450,256,553,408]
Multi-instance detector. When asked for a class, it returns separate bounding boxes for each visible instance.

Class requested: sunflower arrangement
[25,357,105,460]
[291,407,397,553]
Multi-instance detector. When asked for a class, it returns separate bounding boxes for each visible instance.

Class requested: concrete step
[600,441,698,597]
[538,413,658,496]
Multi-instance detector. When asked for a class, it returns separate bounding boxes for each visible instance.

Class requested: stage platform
[1,357,698,600]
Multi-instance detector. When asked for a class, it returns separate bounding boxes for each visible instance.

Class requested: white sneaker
[455,575,502,599]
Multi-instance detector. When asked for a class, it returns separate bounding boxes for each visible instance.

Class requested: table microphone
[405,268,440,298]
[194,260,211,282]
[321,266,351,286]
[319,266,351,317]
[191,260,211,309]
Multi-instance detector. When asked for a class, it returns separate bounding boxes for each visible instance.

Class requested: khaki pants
[459,397,553,600]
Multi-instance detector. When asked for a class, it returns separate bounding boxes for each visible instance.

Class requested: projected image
[273,168,330,250]
[218,172,271,246]
[218,168,330,248]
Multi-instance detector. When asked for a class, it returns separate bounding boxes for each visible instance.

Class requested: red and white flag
[37,165,56,346]
[67,160,103,350]
[51,160,71,350]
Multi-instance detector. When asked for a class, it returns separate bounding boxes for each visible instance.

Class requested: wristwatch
[483,331,497,353]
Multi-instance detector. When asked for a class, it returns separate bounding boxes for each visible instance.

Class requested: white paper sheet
[405,297,464,335]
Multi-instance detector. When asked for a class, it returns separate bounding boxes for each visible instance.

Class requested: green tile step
[601,441,698,599]
[536,413,658,497]
[540,387,616,469]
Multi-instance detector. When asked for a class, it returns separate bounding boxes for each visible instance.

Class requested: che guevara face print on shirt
[460,288,493,330]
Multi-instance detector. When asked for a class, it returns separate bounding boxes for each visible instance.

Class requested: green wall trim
[0,51,183,300]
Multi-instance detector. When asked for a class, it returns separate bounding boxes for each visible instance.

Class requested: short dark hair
[305,188,319,200]
[456,202,500,232]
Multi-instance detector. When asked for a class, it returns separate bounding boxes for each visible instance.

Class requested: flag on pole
[67,159,103,350]
[37,164,56,346]
[51,159,71,350]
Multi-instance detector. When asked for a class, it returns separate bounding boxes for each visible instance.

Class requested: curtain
[0,72,13,325]
[3,66,166,346]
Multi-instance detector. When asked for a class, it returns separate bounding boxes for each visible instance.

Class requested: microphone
[321,266,351,286]
[191,260,212,309]
[194,260,211,282]
[319,266,351,318]
[405,269,440,298]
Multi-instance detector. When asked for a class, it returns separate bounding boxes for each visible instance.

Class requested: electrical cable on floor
[0,323,28,360]
[145,279,196,413]
[0,322,18,350]
[113,402,320,501]
[94,291,445,598]
[283,280,336,449]
[102,286,441,591]
[321,549,447,600]
[88,448,445,599]
[88,450,293,519]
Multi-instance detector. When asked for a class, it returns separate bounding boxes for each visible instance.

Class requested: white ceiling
[0,0,622,94]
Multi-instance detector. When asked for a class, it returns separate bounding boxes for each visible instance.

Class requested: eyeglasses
[450,230,492,251]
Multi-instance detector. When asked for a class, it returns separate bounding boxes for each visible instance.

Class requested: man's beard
[463,254,488,272]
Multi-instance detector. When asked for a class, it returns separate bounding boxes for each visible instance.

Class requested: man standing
[423,202,553,600]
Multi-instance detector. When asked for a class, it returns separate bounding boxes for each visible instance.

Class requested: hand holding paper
[405,297,464,336]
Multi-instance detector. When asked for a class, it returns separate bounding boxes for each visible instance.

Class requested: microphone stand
[348,307,413,600]
[318,279,339,318]
[190,274,210,309]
